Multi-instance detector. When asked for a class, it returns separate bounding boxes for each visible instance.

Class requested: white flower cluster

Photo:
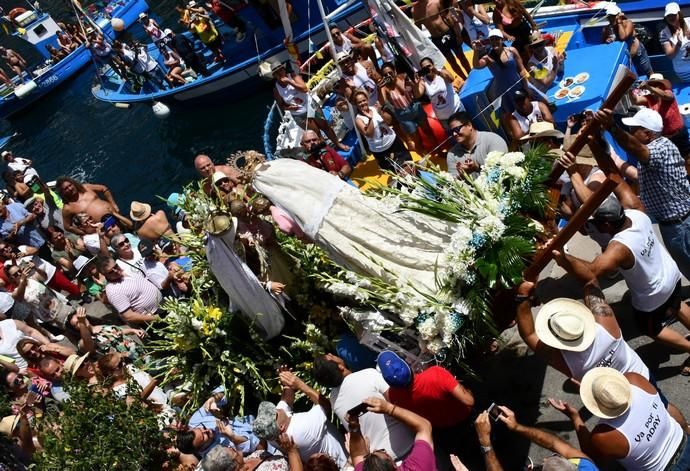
[478,214,506,241]
[484,151,527,181]
[442,225,476,283]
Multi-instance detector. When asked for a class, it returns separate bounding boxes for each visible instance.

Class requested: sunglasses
[450,123,470,135]
[117,240,130,248]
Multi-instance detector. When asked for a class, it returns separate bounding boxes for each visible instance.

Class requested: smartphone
[487,403,503,422]
[347,402,369,417]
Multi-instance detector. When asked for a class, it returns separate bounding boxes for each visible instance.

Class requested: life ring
[8,7,27,21]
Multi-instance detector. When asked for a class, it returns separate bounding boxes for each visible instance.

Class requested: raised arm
[474,411,504,471]
[14,319,50,345]
[363,397,433,447]
[279,370,331,414]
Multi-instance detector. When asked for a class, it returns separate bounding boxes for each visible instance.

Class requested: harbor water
[0,0,273,207]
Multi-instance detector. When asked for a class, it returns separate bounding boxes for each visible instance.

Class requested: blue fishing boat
[90,0,368,105]
[0,0,149,119]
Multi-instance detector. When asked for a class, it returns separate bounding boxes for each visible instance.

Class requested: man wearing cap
[554,172,690,376]
[138,239,176,295]
[505,88,554,142]
[376,350,474,429]
[446,111,508,179]
[2,151,33,176]
[631,73,690,164]
[597,107,690,281]
[602,4,653,77]
[553,368,690,469]
[194,153,241,196]
[98,255,161,325]
[301,130,352,180]
[130,200,174,242]
[312,353,415,460]
[527,30,564,93]
[338,51,380,107]
[253,370,348,468]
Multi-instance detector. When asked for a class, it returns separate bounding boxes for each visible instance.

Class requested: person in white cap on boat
[596,106,690,290]
[602,3,653,77]
[659,2,690,82]
[551,367,690,470]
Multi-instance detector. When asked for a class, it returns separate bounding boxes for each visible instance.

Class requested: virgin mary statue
[253,158,458,294]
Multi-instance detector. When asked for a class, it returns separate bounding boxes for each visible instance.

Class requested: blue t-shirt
[0,203,45,247]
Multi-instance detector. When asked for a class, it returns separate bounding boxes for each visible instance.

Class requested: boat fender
[8,7,27,21]
[111,17,125,32]
[14,80,37,99]
[680,104,690,130]
[114,103,131,109]
[257,61,274,80]
[152,101,171,118]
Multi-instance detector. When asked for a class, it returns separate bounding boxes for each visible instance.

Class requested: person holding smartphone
[347,396,435,471]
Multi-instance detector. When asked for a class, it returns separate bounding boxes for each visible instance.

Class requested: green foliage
[33,380,168,471]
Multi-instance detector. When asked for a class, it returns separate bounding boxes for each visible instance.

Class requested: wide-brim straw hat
[63,352,89,377]
[580,367,632,419]
[130,201,152,221]
[563,135,596,166]
[520,121,565,141]
[535,298,597,352]
[0,415,19,437]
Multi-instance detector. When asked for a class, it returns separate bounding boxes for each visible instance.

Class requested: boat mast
[276,0,300,70]
[315,0,368,157]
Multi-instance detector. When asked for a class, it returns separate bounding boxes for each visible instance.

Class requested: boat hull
[0,0,149,120]
[92,2,369,105]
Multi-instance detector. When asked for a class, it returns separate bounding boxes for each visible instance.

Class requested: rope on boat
[263,100,279,160]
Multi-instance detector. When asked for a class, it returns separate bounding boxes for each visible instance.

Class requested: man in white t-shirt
[312,353,414,460]
[252,372,348,469]
[0,314,51,371]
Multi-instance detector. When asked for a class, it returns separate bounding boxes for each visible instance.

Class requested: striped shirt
[105,272,161,315]
[639,136,690,222]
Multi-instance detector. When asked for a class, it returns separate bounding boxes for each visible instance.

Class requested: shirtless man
[129,201,174,241]
[0,47,30,82]
[413,0,471,80]
[57,176,132,236]
[194,153,241,195]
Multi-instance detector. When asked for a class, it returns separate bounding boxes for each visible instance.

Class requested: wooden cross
[523,68,638,281]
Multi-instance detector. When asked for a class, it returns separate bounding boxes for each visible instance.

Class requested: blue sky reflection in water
[0,0,273,207]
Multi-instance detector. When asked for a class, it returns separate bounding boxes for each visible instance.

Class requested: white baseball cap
[621,107,663,133]
[665,2,681,16]
[488,28,504,39]
[605,4,622,16]
[163,28,173,36]
[138,12,147,19]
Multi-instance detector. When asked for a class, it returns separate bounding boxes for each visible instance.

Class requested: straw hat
[580,367,632,419]
[130,201,152,221]
[63,353,89,377]
[647,72,672,89]
[535,298,597,352]
[563,135,596,166]
[0,415,19,437]
[520,121,565,141]
[204,213,237,236]
[212,171,229,184]
[529,30,545,46]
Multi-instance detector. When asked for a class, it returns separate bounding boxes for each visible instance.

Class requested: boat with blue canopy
[0,0,148,119]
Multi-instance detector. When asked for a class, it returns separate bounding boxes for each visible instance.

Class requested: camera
[420,66,432,76]
[308,141,327,156]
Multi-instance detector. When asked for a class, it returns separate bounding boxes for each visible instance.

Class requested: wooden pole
[523,67,637,281]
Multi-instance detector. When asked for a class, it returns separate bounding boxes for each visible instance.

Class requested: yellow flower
[192,299,204,318]
[201,321,215,336]
[207,306,223,321]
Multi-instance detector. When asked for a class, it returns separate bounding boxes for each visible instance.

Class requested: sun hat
[138,12,147,19]
[592,194,624,223]
[269,60,286,73]
[488,28,504,39]
[73,255,97,278]
[22,196,36,209]
[621,107,663,133]
[212,171,229,184]
[130,201,152,221]
[63,353,89,377]
[520,121,565,141]
[253,401,280,440]
[528,30,545,45]
[535,298,597,352]
[166,192,184,208]
[376,350,413,388]
[580,367,632,419]
[665,2,681,16]
[0,292,14,315]
[605,4,622,16]
[0,415,19,437]
[647,72,672,89]
[335,50,353,63]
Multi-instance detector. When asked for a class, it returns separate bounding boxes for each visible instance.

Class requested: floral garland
[284,148,553,361]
